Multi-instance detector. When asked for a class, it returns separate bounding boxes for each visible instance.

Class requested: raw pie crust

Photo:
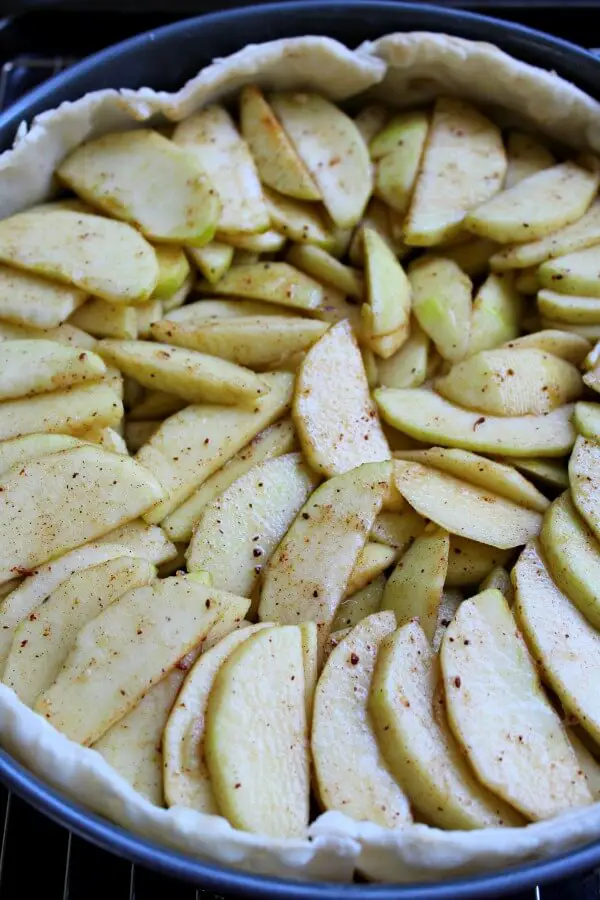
[0,30,600,884]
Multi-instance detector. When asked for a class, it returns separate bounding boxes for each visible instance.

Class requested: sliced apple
[187,453,319,596]
[504,330,591,365]
[35,575,249,745]
[441,588,592,820]
[372,111,428,214]
[569,435,600,542]
[404,97,506,246]
[573,401,600,441]
[370,621,523,829]
[0,264,87,330]
[286,243,364,300]
[0,209,158,304]
[312,612,411,826]
[479,565,514,605]
[98,520,176,567]
[393,460,542,549]
[0,433,85,478]
[538,290,600,325]
[293,320,390,476]
[173,105,269,235]
[69,298,138,340]
[375,387,576,457]
[509,457,569,491]
[331,574,385,631]
[270,92,371,229]
[381,527,448,641]
[199,262,324,311]
[468,273,523,356]
[58,129,219,245]
[446,537,512,589]
[362,227,410,351]
[504,131,555,189]
[259,461,391,653]
[409,256,472,363]
[370,508,425,552]
[377,322,429,389]
[136,371,293,523]
[344,542,397,597]
[152,245,191,299]
[514,542,600,746]
[205,625,309,837]
[263,187,333,248]
[4,556,156,706]
[163,622,271,812]
[239,85,320,201]
[465,161,599,243]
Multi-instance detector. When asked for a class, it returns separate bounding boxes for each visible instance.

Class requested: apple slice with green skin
[187,242,233,285]
[186,453,320,597]
[294,320,390,477]
[344,542,397,597]
[4,556,156,706]
[95,667,187,807]
[259,461,391,656]
[541,491,600,630]
[445,537,512,590]
[362,228,411,352]
[436,348,582,417]
[394,447,549,513]
[381,527,449,641]
[503,131,555,189]
[372,111,429,214]
[286,243,364,300]
[508,457,569,491]
[0,210,159,305]
[377,322,430,389]
[583,370,600,398]
[312,612,412,827]
[465,161,599,243]
[331,574,385,632]
[205,625,309,837]
[467,273,523,356]
[263,187,334,249]
[370,508,425,552]
[441,588,592,820]
[540,244,600,298]
[152,245,191,299]
[569,436,600,542]
[538,291,600,325]
[573,402,600,441]
[370,621,523,829]
[375,387,576,457]
[239,85,321,202]
[97,339,269,407]
[58,129,220,246]
[199,262,325,311]
[270,92,371,229]
[173,105,269,235]
[163,622,272,813]
[479,565,514,605]
[393,460,542,550]
[504,330,591,365]
[404,97,506,246]
[34,576,249,746]
[0,444,164,583]
[409,256,472,363]
[0,265,87,330]
[492,199,600,271]
[515,541,600,746]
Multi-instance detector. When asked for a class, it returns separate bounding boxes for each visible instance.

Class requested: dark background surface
[0,1,600,897]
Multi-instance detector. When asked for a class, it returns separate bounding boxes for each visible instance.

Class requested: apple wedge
[381,527,448,640]
[394,447,549,513]
[186,453,320,596]
[436,348,582,416]
[372,111,429,214]
[136,371,293,523]
[173,105,269,235]
[465,161,599,243]
[128,389,184,421]
[393,460,542,549]
[199,262,325,311]
[163,622,272,812]
[504,131,555,189]
[404,97,506,246]
[0,433,86,478]
[97,339,268,407]
[441,588,591,820]
[375,387,576,457]
[35,575,249,745]
[362,227,410,351]
[446,537,512,589]
[94,667,186,806]
[270,92,371,229]
[293,321,390,476]
[312,612,412,827]
[151,315,328,370]
[540,245,600,298]
[491,199,600,271]
[163,298,294,323]
[355,104,388,144]
[259,461,391,652]
[538,291,600,325]
[162,418,296,542]
[409,257,472,363]
[509,457,569,490]
[504,330,591,365]
[479,565,514,604]
[515,542,600,745]
[69,298,138,340]
[0,444,164,582]
[377,323,430,389]
[205,625,309,837]
[573,401,600,440]
[98,520,176,567]
[239,85,320,201]
[344,542,397,597]
[263,187,333,248]
[0,264,87,330]
[187,241,234,285]
[286,244,364,300]
[0,339,105,401]
[4,556,156,706]
[331,574,385,631]
[569,436,600,542]
[370,622,523,829]
[58,129,220,246]
[468,273,523,356]
[0,210,159,304]
[370,508,425,552]
[152,245,191,299]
